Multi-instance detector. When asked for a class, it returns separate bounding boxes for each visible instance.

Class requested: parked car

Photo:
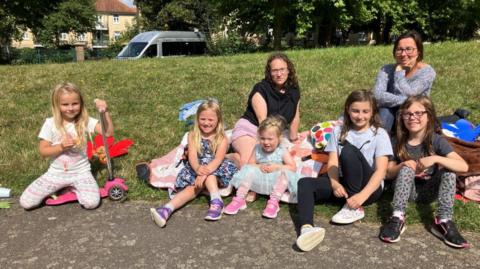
[117,31,206,59]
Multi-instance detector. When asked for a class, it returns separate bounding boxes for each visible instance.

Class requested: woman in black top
[231,52,301,167]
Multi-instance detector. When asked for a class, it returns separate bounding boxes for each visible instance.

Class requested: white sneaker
[331,204,364,224]
[296,226,326,252]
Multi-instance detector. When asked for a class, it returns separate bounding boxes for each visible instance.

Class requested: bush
[207,32,258,56]
[2,44,125,65]
[9,47,76,64]
[86,43,124,60]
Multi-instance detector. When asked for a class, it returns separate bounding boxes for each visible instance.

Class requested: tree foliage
[0,0,96,48]
[36,0,97,47]
[135,0,218,34]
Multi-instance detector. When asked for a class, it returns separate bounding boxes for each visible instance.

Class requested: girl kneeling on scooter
[20,82,114,210]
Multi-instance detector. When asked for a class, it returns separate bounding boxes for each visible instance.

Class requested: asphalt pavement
[1,199,479,268]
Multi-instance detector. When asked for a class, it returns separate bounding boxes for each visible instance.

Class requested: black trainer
[379,216,406,243]
[431,218,470,249]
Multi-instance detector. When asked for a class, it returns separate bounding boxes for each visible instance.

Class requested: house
[11,0,137,49]
[93,0,137,48]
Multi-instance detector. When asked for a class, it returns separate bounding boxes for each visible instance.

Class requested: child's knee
[298,177,312,191]
[399,166,415,178]
[19,192,40,210]
[79,194,100,209]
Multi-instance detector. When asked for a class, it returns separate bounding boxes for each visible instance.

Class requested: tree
[135,0,218,35]
[35,0,97,47]
[214,0,298,50]
[0,1,62,46]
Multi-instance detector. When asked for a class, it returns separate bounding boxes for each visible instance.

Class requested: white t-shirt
[325,125,393,170]
[38,117,98,174]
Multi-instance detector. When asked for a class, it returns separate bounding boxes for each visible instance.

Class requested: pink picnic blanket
[148,131,325,203]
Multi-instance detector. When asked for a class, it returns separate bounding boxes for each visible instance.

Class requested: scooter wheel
[108,185,125,201]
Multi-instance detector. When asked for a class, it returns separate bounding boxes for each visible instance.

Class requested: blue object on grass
[178,100,205,122]
[442,119,480,142]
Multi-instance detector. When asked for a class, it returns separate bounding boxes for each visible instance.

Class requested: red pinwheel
[87,134,134,164]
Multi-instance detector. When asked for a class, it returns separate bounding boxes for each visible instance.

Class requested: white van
[117,31,206,59]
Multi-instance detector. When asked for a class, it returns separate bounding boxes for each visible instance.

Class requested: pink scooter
[45,111,128,205]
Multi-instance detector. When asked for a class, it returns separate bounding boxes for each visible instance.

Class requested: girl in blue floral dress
[150,100,237,227]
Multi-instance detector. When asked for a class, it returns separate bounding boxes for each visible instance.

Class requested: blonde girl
[150,100,237,227]
[295,90,392,251]
[20,82,113,210]
[379,96,469,248]
[224,116,299,219]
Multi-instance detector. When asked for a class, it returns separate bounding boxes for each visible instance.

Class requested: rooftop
[96,0,137,14]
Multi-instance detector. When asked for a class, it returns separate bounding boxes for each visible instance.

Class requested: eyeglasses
[401,111,427,119]
[395,47,417,55]
[271,68,288,74]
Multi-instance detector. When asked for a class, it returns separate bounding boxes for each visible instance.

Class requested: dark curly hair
[264,52,299,89]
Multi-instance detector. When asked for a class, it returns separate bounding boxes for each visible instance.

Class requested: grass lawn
[1,41,479,231]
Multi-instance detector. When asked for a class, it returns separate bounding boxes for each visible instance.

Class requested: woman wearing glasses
[373,30,436,133]
[230,52,301,186]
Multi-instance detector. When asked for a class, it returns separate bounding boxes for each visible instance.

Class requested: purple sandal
[150,206,172,228]
[204,199,224,221]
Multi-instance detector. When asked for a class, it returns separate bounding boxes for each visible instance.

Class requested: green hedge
[2,45,124,65]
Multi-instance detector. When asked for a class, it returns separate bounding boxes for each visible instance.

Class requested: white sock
[164,203,175,211]
[392,210,405,220]
[210,191,221,201]
[300,224,313,233]
[439,218,450,223]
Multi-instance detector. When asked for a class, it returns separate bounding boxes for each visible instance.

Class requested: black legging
[297,140,383,226]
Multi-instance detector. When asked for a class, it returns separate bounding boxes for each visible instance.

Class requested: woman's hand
[396,58,417,72]
[289,132,306,144]
[347,193,366,209]
[94,98,108,113]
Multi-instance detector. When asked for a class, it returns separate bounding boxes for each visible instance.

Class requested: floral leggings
[392,166,456,219]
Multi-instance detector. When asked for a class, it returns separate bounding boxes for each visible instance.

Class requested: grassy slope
[1,41,479,230]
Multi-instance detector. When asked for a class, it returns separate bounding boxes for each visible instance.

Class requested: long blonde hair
[395,95,439,161]
[191,99,225,155]
[51,82,89,147]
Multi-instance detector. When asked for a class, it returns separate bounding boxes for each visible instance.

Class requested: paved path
[1,199,479,268]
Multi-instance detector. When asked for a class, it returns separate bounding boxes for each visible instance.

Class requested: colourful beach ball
[310,121,335,150]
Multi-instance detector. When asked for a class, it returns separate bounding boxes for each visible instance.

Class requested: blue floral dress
[229,144,299,196]
[175,138,238,189]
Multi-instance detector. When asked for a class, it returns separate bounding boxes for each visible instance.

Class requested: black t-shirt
[241,79,300,126]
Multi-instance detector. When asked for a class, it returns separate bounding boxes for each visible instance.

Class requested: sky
[120,0,135,7]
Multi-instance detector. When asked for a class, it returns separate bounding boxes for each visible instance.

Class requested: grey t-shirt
[393,133,453,162]
[325,125,393,170]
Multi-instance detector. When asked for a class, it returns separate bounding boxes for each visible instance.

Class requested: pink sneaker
[224,197,247,215]
[262,199,280,219]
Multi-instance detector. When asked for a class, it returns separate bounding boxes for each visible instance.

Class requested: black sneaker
[379,216,406,243]
[431,218,470,249]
